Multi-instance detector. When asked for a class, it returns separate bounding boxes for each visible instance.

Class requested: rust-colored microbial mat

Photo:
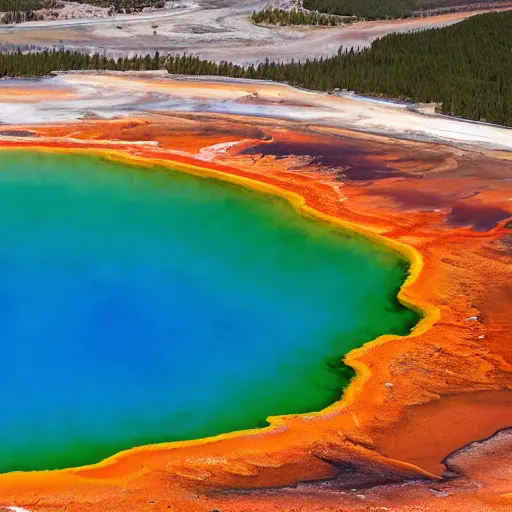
[0,75,511,512]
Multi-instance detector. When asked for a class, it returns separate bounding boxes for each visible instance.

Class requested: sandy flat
[1,1,511,64]
[0,72,510,151]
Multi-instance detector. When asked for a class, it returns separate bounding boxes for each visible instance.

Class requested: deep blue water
[0,150,417,472]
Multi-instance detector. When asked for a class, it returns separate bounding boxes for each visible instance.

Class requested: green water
[0,150,419,472]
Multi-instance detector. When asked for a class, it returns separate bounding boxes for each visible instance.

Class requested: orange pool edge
[0,130,510,512]
[0,142,438,478]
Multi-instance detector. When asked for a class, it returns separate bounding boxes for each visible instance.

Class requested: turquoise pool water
[0,150,418,472]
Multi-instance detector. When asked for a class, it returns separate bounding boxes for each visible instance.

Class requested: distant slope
[0,10,511,126]
[261,10,512,126]
[303,0,503,20]
[0,0,166,25]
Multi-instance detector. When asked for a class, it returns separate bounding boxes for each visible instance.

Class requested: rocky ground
[37,1,111,21]
[32,0,192,21]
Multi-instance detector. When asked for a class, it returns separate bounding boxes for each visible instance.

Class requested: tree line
[0,11,510,126]
[0,0,44,23]
[72,0,165,13]
[0,0,43,9]
[0,0,165,24]
[303,0,451,20]
[251,6,351,26]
